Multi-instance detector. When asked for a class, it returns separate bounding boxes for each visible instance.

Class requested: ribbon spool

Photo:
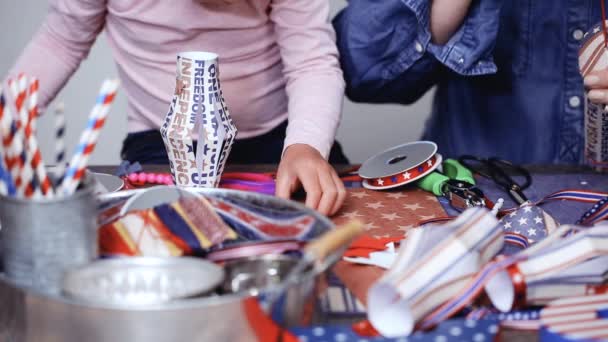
[359,141,442,190]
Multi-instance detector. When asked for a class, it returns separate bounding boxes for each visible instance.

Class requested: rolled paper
[579,21,608,172]
[160,51,237,188]
[366,207,502,337]
[485,223,608,313]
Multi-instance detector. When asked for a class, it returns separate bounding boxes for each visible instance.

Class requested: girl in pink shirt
[9,0,347,215]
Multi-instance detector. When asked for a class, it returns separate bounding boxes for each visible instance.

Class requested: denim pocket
[494,0,532,77]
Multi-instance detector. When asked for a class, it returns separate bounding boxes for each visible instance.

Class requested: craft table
[89,164,608,342]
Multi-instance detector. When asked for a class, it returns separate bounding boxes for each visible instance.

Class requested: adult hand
[276,144,346,216]
[584,70,608,105]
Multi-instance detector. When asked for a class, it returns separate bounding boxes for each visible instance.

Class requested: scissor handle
[458,155,532,205]
[487,158,532,191]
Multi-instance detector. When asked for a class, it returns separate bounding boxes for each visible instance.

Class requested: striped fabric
[99,196,237,257]
[540,294,608,341]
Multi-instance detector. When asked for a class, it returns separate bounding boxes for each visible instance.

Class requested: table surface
[90,164,608,342]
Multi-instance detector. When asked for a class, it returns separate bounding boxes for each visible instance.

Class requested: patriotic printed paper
[161,51,237,188]
[579,21,608,171]
[331,188,447,306]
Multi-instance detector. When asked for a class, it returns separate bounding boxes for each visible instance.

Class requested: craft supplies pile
[2,51,608,342]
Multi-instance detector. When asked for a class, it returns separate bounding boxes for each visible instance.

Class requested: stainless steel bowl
[222,254,323,328]
[62,257,224,305]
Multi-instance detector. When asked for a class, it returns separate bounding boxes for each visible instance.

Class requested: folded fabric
[99,196,236,257]
[367,207,502,337]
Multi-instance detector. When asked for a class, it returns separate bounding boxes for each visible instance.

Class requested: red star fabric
[332,188,446,306]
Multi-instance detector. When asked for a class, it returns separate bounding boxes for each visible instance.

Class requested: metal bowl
[62,257,224,305]
[222,254,306,296]
[221,254,323,327]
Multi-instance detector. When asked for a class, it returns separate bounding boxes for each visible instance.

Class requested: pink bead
[164,175,174,185]
[127,173,139,182]
[146,173,157,183]
[137,172,148,183]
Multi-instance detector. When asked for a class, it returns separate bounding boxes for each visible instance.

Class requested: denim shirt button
[572,29,584,41]
[569,96,581,108]
[415,41,424,53]
[457,57,465,64]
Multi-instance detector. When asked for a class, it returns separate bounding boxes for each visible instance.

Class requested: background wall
[0,0,433,165]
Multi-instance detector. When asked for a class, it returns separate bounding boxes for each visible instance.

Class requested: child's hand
[276,144,346,216]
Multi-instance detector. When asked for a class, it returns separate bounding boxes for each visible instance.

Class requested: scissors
[418,158,488,211]
[458,155,532,205]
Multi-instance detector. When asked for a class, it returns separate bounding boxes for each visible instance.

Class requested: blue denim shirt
[334,0,606,164]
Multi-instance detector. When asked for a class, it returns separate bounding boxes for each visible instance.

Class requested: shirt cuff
[401,0,501,76]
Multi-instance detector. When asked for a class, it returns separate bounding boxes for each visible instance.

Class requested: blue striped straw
[0,147,16,197]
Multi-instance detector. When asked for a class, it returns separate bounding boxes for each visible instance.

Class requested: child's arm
[269,0,346,216]
[7,0,107,112]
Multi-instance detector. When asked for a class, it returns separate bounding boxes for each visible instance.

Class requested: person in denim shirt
[334,0,608,164]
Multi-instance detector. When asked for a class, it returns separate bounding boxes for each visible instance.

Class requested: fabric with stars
[290,317,500,342]
[332,188,446,307]
[499,203,558,255]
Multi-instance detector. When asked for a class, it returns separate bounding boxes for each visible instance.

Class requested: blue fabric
[439,172,608,224]
[334,1,607,164]
[290,317,500,342]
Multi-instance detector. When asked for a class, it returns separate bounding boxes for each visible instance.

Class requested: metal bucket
[0,173,97,294]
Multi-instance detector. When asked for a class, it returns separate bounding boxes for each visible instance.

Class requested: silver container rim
[0,171,96,205]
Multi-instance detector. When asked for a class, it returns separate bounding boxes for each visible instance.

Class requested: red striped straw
[22,78,54,198]
[9,74,41,198]
[60,79,119,196]
[0,85,33,198]
[27,77,39,131]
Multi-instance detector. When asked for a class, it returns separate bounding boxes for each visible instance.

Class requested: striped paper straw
[27,77,39,132]
[0,146,16,197]
[23,79,53,198]
[60,79,119,196]
[14,74,29,129]
[54,101,66,176]
[2,84,35,198]
[9,76,41,198]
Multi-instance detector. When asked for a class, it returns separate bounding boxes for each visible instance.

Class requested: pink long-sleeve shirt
[11,0,345,159]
